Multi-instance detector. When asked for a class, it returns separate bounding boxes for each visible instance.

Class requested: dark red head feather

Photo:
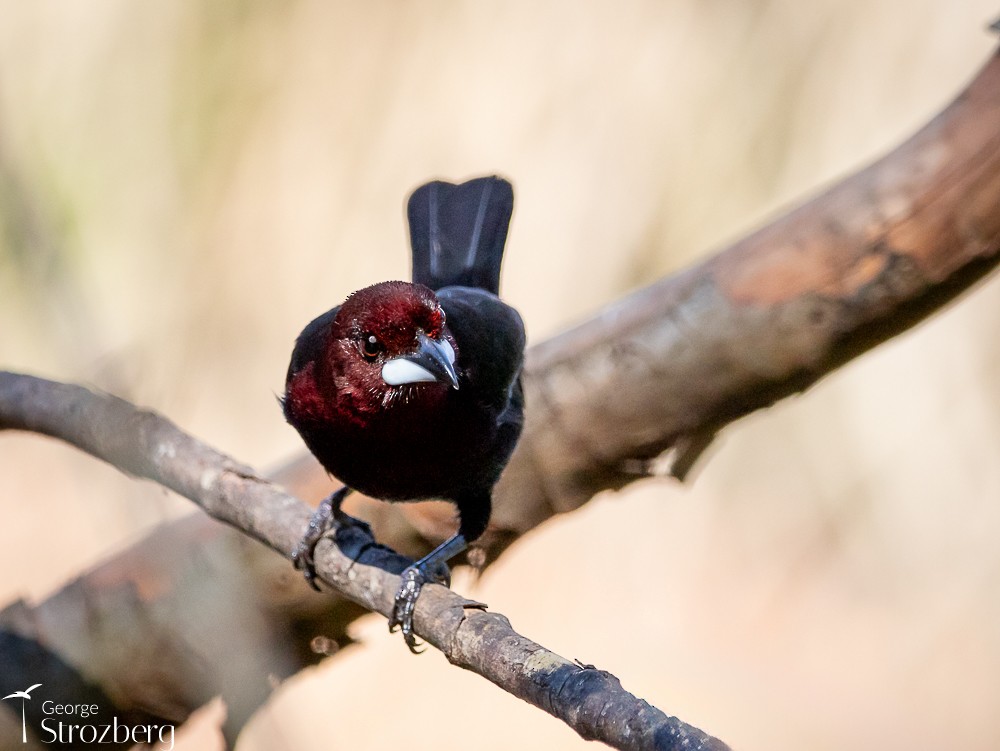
[284,281,458,431]
[333,281,446,354]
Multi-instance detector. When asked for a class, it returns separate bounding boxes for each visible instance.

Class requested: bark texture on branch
[2,42,999,751]
[497,46,1000,526]
[0,371,728,751]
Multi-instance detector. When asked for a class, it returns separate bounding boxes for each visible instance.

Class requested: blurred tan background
[2,1,1000,749]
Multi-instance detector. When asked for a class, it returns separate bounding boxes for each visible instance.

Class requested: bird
[3,683,42,744]
[282,175,524,651]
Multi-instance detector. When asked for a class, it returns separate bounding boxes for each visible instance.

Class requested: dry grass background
[2,2,1000,750]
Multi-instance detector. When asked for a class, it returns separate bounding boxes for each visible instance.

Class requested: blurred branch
[1,40,999,751]
[0,371,729,751]
[509,46,1000,514]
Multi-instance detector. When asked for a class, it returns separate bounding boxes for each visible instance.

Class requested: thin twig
[0,370,730,751]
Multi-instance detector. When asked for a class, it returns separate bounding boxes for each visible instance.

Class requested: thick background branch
[502,46,1000,521]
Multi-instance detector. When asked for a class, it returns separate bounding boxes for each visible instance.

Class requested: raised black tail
[407,176,514,295]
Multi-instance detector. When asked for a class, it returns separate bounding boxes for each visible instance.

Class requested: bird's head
[323,281,459,410]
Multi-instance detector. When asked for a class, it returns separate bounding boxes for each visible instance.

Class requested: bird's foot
[388,559,451,653]
[291,487,357,591]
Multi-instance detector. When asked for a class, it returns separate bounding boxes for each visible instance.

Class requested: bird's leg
[388,533,469,653]
[291,486,359,590]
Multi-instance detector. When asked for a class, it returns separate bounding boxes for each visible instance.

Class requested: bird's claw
[291,487,362,591]
[389,566,427,652]
[292,513,332,592]
[291,539,323,591]
[388,560,452,653]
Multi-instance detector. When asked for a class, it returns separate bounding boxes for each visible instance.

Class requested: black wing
[407,176,514,295]
[438,286,524,411]
[285,306,339,384]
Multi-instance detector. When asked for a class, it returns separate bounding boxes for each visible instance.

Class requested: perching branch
[0,371,728,751]
[2,37,1000,751]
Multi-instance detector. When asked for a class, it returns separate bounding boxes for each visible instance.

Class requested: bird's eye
[361,333,384,361]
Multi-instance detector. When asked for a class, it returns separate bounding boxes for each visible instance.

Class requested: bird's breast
[297,386,500,502]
